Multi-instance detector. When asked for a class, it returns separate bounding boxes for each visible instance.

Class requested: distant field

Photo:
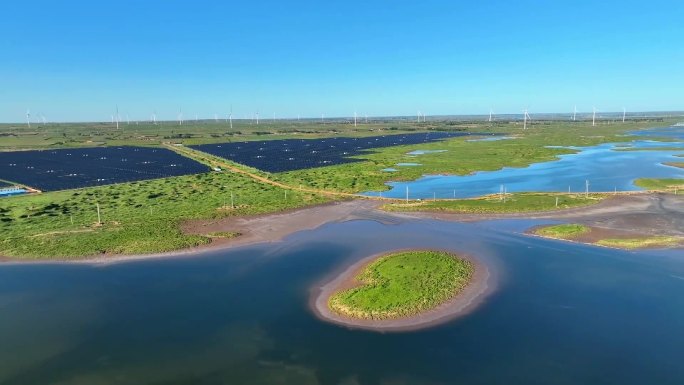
[0,146,208,191]
[275,120,676,193]
[0,118,679,259]
[190,132,480,172]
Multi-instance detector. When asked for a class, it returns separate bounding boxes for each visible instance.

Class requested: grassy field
[596,236,684,249]
[328,250,473,320]
[0,118,678,260]
[0,172,331,259]
[0,120,479,151]
[533,224,591,239]
[634,178,684,190]
[275,120,676,193]
[382,193,606,214]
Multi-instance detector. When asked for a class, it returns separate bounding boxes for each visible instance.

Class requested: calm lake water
[2,219,684,384]
[363,128,684,199]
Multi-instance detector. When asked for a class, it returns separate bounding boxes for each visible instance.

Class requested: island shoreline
[309,249,495,332]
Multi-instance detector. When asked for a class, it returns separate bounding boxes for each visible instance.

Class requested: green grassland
[328,250,474,320]
[596,236,684,249]
[0,118,678,260]
[533,224,591,239]
[0,120,481,151]
[275,120,676,193]
[0,172,331,259]
[382,193,605,214]
[634,178,684,190]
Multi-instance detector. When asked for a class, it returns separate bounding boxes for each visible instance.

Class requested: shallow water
[1,219,684,384]
[364,136,684,199]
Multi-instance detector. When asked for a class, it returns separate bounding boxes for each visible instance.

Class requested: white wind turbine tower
[592,107,597,127]
[178,108,183,125]
[152,111,157,125]
[26,109,31,129]
[354,111,357,127]
[256,111,259,125]
[115,105,119,130]
[417,111,421,123]
[523,108,531,130]
[573,105,577,121]
[489,108,493,122]
[229,106,233,129]
[623,107,626,123]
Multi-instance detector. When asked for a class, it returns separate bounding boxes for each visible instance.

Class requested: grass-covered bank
[382,193,606,214]
[531,223,684,250]
[0,172,331,259]
[533,224,591,239]
[595,237,684,249]
[276,120,675,193]
[328,250,474,320]
[634,178,684,190]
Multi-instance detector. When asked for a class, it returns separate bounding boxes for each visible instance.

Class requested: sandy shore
[310,249,494,332]
[0,200,383,265]
[3,193,681,265]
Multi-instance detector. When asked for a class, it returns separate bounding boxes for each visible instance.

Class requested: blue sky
[1,0,683,122]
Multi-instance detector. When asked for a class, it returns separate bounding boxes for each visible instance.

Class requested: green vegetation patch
[0,172,331,259]
[634,178,684,190]
[206,231,241,239]
[382,193,604,214]
[533,224,590,239]
[328,250,474,320]
[596,236,684,250]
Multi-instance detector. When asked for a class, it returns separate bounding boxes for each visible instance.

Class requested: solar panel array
[0,147,209,192]
[191,132,476,172]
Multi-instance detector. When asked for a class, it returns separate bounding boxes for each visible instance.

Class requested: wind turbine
[622,107,626,123]
[229,106,233,129]
[523,109,531,129]
[417,111,421,123]
[489,108,493,122]
[26,109,31,129]
[354,111,357,127]
[573,105,577,121]
[592,107,597,127]
[178,108,183,125]
[115,105,119,130]
[256,111,259,125]
[41,113,46,125]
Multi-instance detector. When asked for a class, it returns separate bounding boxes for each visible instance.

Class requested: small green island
[531,223,684,250]
[328,250,474,320]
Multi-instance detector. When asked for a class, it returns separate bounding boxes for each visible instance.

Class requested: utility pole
[585,180,590,198]
[405,186,409,203]
[96,203,102,225]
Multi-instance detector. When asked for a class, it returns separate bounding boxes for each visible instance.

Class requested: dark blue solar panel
[191,132,480,172]
[0,147,209,191]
